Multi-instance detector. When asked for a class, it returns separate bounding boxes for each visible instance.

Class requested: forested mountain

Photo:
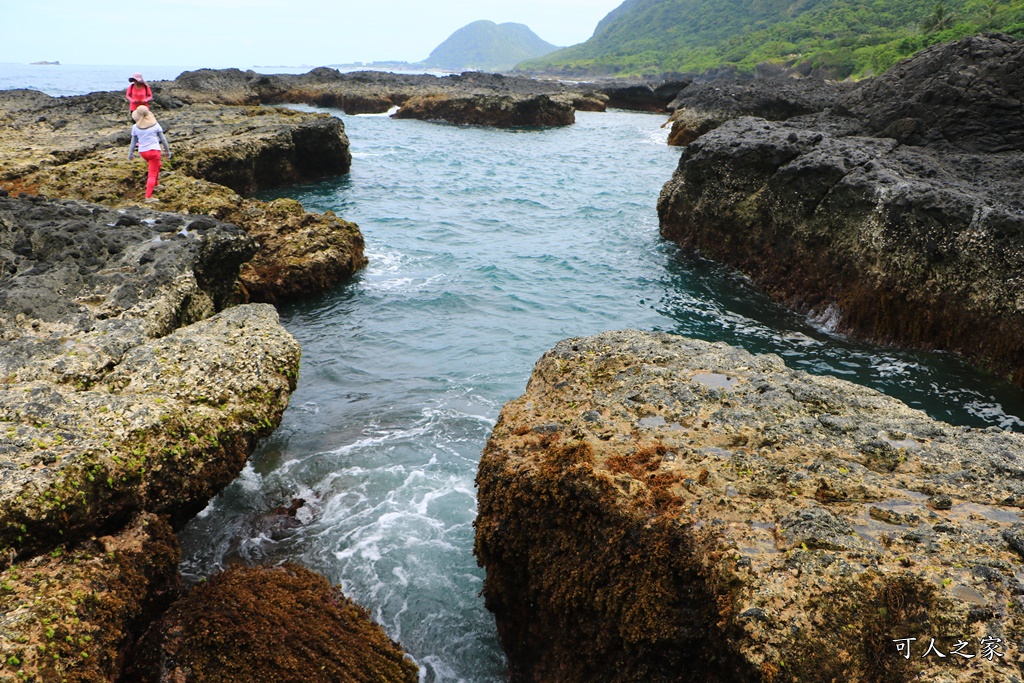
[423,21,560,72]
[518,0,1024,78]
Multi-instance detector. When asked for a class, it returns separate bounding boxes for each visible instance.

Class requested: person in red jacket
[125,73,152,112]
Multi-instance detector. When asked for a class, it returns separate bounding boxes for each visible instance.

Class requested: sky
[0,0,625,68]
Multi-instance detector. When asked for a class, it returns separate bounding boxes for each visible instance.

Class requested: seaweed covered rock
[658,35,1024,387]
[0,513,180,682]
[130,563,419,683]
[476,330,1024,682]
[392,93,575,127]
[0,194,301,561]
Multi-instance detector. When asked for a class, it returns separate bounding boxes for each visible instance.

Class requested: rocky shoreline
[658,34,1024,389]
[476,330,1024,682]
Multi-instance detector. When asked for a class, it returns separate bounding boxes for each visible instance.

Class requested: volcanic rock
[658,35,1024,386]
[664,78,856,146]
[0,194,301,561]
[392,93,575,127]
[476,329,1024,682]
[129,563,419,682]
[0,89,363,302]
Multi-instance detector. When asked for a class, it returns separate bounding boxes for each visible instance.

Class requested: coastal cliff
[658,34,1024,387]
[476,330,1024,682]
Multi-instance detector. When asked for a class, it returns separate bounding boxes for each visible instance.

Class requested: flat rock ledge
[0,89,365,302]
[658,35,1024,387]
[392,93,574,127]
[476,330,1024,683]
[128,563,419,682]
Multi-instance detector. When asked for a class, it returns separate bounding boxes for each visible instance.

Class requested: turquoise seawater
[177,109,1023,681]
[3,68,1024,680]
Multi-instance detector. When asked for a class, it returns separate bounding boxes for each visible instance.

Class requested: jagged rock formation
[664,78,856,145]
[0,192,304,680]
[0,89,364,303]
[658,34,1024,387]
[476,330,1024,682]
[392,93,574,127]
[129,563,419,682]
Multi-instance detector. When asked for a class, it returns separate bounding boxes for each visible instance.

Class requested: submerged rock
[476,330,1024,682]
[392,93,575,127]
[129,563,419,682]
[658,34,1024,387]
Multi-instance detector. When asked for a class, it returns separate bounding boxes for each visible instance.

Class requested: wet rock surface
[476,330,1024,682]
[658,35,1024,387]
[0,89,364,302]
[0,514,180,683]
[129,563,419,683]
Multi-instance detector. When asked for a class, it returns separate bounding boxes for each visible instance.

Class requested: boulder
[476,330,1024,682]
[129,563,419,682]
[0,514,180,682]
[392,93,575,127]
[837,33,1024,153]
[658,35,1024,387]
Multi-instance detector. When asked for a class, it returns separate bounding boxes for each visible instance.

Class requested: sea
[4,63,1024,682]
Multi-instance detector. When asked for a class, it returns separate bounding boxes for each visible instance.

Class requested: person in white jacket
[127,105,172,203]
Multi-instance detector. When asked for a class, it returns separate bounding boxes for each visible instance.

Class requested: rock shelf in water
[476,330,1024,682]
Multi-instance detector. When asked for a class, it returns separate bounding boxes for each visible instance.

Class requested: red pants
[139,149,162,198]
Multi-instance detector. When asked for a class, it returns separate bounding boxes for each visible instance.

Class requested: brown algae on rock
[476,330,1024,682]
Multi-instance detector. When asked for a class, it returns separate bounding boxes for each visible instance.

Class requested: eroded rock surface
[0,194,301,561]
[0,514,180,682]
[476,330,1024,682]
[658,35,1024,386]
[129,563,419,682]
[664,78,855,146]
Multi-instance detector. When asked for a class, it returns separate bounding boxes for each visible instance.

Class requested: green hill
[518,0,1024,78]
[423,20,560,72]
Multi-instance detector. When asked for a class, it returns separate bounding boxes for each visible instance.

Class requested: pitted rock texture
[0,89,364,302]
[0,513,180,682]
[664,78,856,146]
[476,330,1024,682]
[837,33,1024,153]
[129,563,419,683]
[658,35,1024,387]
[392,93,575,127]
[0,195,301,562]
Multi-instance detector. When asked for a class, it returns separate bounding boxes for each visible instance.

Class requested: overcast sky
[0,0,624,67]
